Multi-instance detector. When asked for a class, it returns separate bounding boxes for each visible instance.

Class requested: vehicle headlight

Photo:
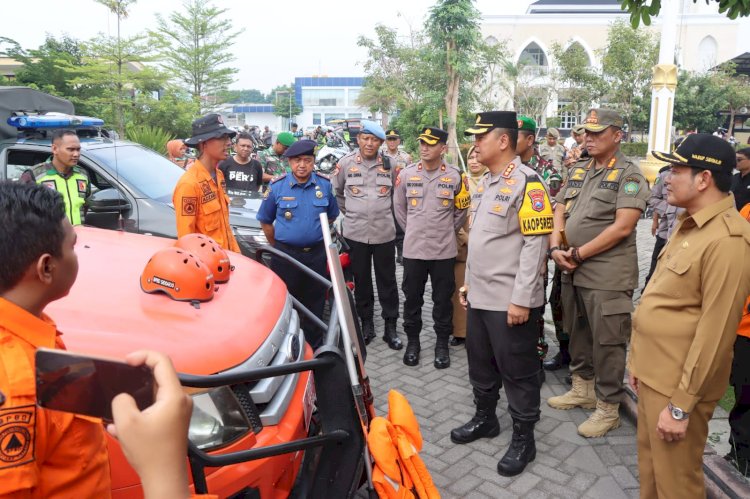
[188,386,250,450]
[319,159,332,170]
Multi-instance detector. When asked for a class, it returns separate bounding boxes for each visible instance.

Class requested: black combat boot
[450,395,500,444]
[434,336,450,369]
[496,421,536,477]
[403,338,420,366]
[362,318,376,345]
[543,342,571,371]
[383,319,403,350]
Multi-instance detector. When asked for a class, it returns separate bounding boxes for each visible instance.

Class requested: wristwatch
[668,402,689,420]
[547,246,560,259]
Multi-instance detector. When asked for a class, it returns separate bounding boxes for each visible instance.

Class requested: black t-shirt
[219,156,263,194]
[731,172,750,211]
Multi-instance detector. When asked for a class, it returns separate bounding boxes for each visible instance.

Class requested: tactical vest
[37,167,89,225]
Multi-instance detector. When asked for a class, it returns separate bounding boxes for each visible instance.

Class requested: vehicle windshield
[86,144,184,202]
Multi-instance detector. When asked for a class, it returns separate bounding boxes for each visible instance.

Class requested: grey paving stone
[523,489,552,499]
[609,464,639,489]
[566,446,610,476]
[568,470,599,492]
[593,443,623,466]
[540,479,582,499]
[478,480,519,499]
[530,462,571,485]
[462,491,492,499]
[509,472,542,495]
[584,476,630,499]
[447,473,484,496]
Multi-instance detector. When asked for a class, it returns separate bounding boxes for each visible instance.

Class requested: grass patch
[719,385,736,413]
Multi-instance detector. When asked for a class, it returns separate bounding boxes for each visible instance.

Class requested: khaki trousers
[637,381,717,499]
[451,260,467,338]
[561,283,633,403]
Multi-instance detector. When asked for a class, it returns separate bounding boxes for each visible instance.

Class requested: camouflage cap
[517,115,537,132]
[546,127,560,138]
[582,108,624,132]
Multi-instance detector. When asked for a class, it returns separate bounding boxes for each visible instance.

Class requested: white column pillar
[641,0,679,184]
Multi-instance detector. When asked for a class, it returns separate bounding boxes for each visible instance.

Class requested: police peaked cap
[283,139,317,158]
[465,111,518,136]
[418,127,448,145]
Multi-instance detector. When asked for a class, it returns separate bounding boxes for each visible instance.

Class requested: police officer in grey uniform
[394,127,469,369]
[450,111,553,478]
[383,128,413,264]
[331,120,402,350]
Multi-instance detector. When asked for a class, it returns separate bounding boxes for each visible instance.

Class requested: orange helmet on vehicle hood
[175,234,232,283]
[140,247,215,301]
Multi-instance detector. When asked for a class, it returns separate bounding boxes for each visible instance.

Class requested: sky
[2,0,532,94]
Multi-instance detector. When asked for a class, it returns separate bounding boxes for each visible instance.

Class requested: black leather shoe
[403,342,420,366]
[450,400,500,444]
[362,319,376,345]
[543,349,571,371]
[434,345,450,369]
[383,320,403,350]
[449,336,465,346]
[497,421,536,477]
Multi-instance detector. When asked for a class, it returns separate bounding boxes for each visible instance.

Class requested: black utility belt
[275,240,325,253]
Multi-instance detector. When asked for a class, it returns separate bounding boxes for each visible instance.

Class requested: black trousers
[730,335,750,459]
[402,258,455,342]
[271,242,327,349]
[466,306,543,423]
[644,235,666,289]
[345,238,399,322]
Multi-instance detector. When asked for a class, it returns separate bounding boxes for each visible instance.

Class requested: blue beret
[283,139,317,158]
[359,120,386,140]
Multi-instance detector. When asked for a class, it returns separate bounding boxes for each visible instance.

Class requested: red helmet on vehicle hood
[140,247,215,302]
[175,234,232,283]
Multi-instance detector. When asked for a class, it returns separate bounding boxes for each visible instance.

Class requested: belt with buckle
[276,241,324,253]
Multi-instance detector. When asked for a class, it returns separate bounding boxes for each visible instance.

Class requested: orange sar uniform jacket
[0,297,111,498]
[173,160,240,253]
[738,203,750,340]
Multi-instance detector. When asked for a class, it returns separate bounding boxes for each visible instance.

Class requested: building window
[347,113,361,119]
[557,103,578,129]
[302,88,346,107]
[698,35,718,70]
[519,42,547,67]
[348,89,361,106]
[325,113,345,124]
[313,113,322,125]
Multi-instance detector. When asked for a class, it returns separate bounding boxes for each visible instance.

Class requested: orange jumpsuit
[0,297,111,498]
[173,160,240,253]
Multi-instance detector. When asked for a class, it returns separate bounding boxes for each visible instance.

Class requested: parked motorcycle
[315,132,351,174]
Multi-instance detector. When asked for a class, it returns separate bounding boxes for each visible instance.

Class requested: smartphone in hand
[35,348,156,422]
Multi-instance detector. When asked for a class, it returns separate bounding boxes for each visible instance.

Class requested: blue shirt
[257,172,340,246]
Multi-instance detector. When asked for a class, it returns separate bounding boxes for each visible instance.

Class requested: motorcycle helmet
[140,247,215,302]
[175,233,232,283]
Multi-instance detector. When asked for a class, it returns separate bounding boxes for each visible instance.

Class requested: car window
[75,161,112,194]
[85,145,184,202]
[5,149,50,181]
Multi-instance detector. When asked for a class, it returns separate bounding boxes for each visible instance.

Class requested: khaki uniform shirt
[382,150,412,172]
[554,150,650,291]
[539,143,565,170]
[331,150,396,244]
[465,157,551,311]
[629,195,750,412]
[394,162,468,260]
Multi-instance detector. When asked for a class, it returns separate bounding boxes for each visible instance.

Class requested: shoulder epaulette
[270,173,287,184]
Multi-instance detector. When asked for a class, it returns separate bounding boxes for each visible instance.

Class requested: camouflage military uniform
[257,148,290,178]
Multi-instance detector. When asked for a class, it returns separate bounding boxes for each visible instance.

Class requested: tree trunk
[445,40,460,164]
[728,108,736,136]
[381,111,389,130]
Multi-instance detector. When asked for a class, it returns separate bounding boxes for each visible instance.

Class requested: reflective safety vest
[36,166,90,225]
[367,390,440,499]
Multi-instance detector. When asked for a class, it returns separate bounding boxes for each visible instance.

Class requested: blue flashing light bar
[8,114,105,129]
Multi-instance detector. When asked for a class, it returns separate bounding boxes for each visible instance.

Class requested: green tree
[600,20,659,134]
[61,33,159,133]
[498,60,555,124]
[620,0,750,27]
[713,63,750,136]
[150,0,243,112]
[673,70,726,132]
[223,89,270,103]
[551,41,606,125]
[271,85,302,125]
[94,0,138,135]
[426,0,483,159]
